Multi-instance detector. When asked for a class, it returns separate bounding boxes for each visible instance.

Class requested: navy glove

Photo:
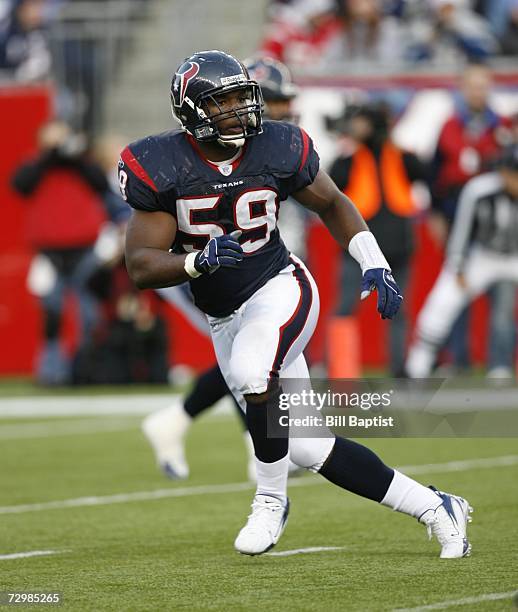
[194,230,243,275]
[360,268,403,320]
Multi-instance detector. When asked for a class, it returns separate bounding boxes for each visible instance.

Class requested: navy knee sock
[246,388,288,463]
[184,365,230,418]
[319,437,394,502]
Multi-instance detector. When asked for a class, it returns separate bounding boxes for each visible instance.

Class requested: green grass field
[0,396,517,611]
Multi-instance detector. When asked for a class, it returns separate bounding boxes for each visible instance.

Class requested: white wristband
[348,231,390,273]
[184,252,202,278]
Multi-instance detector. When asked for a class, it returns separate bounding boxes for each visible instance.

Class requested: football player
[142,57,305,482]
[244,56,298,122]
[406,143,518,378]
[121,50,471,558]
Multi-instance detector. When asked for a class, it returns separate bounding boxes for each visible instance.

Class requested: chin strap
[217,136,245,148]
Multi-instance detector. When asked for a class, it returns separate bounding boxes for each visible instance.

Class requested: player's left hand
[360,268,403,320]
[194,230,243,275]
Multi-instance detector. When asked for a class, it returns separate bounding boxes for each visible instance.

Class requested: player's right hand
[194,230,243,275]
[360,268,403,320]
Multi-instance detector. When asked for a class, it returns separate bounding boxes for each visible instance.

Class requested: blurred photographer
[11,119,126,384]
[327,102,427,376]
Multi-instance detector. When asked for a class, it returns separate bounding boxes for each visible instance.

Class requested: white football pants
[208,254,335,471]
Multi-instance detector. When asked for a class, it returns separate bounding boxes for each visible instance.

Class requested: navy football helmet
[170,50,263,146]
[244,57,298,102]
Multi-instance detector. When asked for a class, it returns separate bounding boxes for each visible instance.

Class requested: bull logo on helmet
[177,61,200,106]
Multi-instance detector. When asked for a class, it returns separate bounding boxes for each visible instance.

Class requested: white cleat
[234,494,290,556]
[419,486,473,559]
[141,401,191,480]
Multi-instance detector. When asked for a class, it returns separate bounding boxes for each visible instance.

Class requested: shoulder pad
[122,129,185,192]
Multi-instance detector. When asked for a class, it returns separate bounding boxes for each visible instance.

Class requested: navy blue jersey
[119,121,319,317]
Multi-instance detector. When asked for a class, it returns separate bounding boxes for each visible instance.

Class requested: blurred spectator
[330,0,406,67]
[260,0,342,67]
[57,18,101,135]
[262,0,499,70]
[383,0,406,18]
[474,0,514,38]
[0,1,11,21]
[429,64,509,231]
[426,63,513,374]
[500,0,518,55]
[0,0,51,81]
[406,0,498,64]
[261,0,406,69]
[48,0,144,135]
[327,101,427,376]
[11,119,126,385]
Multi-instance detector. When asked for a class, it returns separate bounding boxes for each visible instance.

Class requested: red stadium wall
[0,86,493,377]
[0,86,53,374]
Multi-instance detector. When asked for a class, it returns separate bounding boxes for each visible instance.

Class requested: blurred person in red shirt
[260,0,342,67]
[260,0,406,70]
[11,119,125,384]
[425,63,514,376]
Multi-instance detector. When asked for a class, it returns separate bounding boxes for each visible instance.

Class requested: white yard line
[393,590,517,611]
[0,395,235,418]
[396,454,518,474]
[0,455,516,515]
[0,388,517,418]
[0,481,268,515]
[0,395,178,417]
[0,550,65,561]
[266,546,345,557]
[0,418,140,440]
